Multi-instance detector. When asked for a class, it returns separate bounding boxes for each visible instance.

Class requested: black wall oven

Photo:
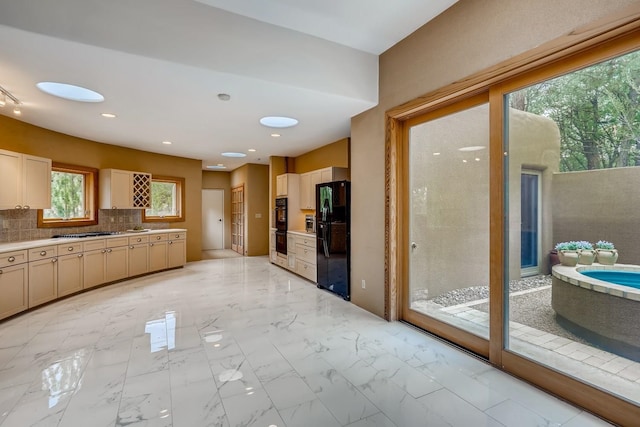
[275,197,287,255]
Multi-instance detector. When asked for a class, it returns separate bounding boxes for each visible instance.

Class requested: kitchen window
[38,163,98,227]
[142,175,185,222]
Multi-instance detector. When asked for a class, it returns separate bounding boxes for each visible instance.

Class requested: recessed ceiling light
[248,148,257,152]
[162,141,172,145]
[101,113,116,118]
[458,146,486,152]
[221,152,246,158]
[271,133,281,138]
[217,93,231,101]
[259,116,298,128]
[206,165,227,170]
[433,152,441,156]
[36,82,104,102]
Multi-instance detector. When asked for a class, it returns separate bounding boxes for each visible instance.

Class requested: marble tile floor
[0,257,614,427]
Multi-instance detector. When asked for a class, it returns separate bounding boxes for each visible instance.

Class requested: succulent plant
[596,240,615,250]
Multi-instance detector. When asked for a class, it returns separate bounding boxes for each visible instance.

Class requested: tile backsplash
[0,209,168,243]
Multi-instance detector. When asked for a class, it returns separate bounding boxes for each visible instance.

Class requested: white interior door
[202,189,224,250]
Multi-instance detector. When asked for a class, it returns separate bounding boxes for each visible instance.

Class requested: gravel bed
[431,275,551,307]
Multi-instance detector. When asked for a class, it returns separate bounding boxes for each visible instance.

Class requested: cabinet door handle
[169,241,173,245]
[149,243,154,247]
[156,236,161,240]
[40,251,47,256]
[112,206,117,209]
[129,246,134,249]
[68,247,74,252]
[8,256,15,262]
[101,249,106,253]
[78,254,83,258]
[15,205,21,209]
[23,205,30,210]
[137,238,142,242]
[51,258,57,263]
[175,234,180,238]
[107,249,112,253]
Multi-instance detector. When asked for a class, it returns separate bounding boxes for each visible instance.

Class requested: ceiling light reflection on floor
[218,369,243,382]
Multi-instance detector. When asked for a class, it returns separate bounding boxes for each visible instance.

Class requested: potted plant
[555,241,579,266]
[595,240,618,265]
[575,240,596,265]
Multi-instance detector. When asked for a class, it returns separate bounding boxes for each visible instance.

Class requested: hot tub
[551,264,640,360]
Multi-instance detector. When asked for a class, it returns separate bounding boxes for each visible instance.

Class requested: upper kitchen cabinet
[276,173,299,197]
[0,149,51,210]
[99,169,151,209]
[299,167,348,210]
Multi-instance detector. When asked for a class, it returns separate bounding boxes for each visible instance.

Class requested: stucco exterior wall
[350,0,639,318]
[552,167,640,264]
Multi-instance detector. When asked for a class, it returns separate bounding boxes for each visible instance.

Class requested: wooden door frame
[231,184,245,255]
[385,9,640,425]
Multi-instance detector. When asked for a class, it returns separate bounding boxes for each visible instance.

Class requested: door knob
[411,242,418,250]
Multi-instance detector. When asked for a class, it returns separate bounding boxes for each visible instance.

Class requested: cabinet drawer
[295,235,315,248]
[128,235,149,245]
[57,243,82,254]
[168,232,186,240]
[106,237,129,248]
[150,233,168,242]
[29,246,57,260]
[83,239,106,251]
[296,259,317,282]
[295,243,315,264]
[0,250,27,268]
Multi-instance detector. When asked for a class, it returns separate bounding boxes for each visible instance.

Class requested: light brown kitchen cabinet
[320,167,348,184]
[269,230,278,263]
[0,149,51,210]
[0,250,28,320]
[99,168,151,209]
[83,239,107,289]
[28,246,58,308]
[287,232,296,270]
[295,234,317,282]
[299,170,321,210]
[276,173,299,197]
[167,232,186,269]
[149,234,168,271]
[57,243,83,297]
[128,235,149,276]
[105,238,129,282]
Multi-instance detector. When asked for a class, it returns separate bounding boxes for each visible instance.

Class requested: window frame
[37,162,98,228]
[142,175,185,222]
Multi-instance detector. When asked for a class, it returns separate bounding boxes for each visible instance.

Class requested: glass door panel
[505,48,640,406]
[406,101,490,347]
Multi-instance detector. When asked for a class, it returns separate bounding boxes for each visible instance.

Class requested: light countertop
[287,230,316,237]
[0,228,187,253]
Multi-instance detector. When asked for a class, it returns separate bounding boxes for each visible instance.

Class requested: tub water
[579,270,640,289]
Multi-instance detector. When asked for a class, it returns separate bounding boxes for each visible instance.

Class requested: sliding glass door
[403,96,490,356]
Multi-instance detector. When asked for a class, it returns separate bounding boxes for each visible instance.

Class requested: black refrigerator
[316,180,350,300]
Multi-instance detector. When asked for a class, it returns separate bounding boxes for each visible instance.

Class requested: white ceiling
[0,0,457,171]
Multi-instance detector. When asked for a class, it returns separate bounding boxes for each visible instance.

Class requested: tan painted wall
[0,115,203,262]
[295,138,349,174]
[552,167,640,264]
[350,0,639,318]
[202,171,232,249]
[230,163,269,255]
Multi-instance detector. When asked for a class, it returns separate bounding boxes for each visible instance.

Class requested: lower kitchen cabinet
[58,252,84,297]
[167,232,186,269]
[0,262,28,319]
[0,229,187,321]
[28,256,58,308]
[105,245,128,283]
[149,240,168,271]
[128,244,149,276]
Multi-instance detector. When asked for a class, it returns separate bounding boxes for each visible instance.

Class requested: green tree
[510,50,640,172]
[47,171,83,219]
[150,181,175,216]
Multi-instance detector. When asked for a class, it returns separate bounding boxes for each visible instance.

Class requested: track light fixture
[0,84,22,115]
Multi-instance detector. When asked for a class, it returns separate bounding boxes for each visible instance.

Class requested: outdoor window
[142,176,185,222]
[38,163,98,227]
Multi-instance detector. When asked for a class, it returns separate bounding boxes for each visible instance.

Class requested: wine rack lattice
[132,173,151,208]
